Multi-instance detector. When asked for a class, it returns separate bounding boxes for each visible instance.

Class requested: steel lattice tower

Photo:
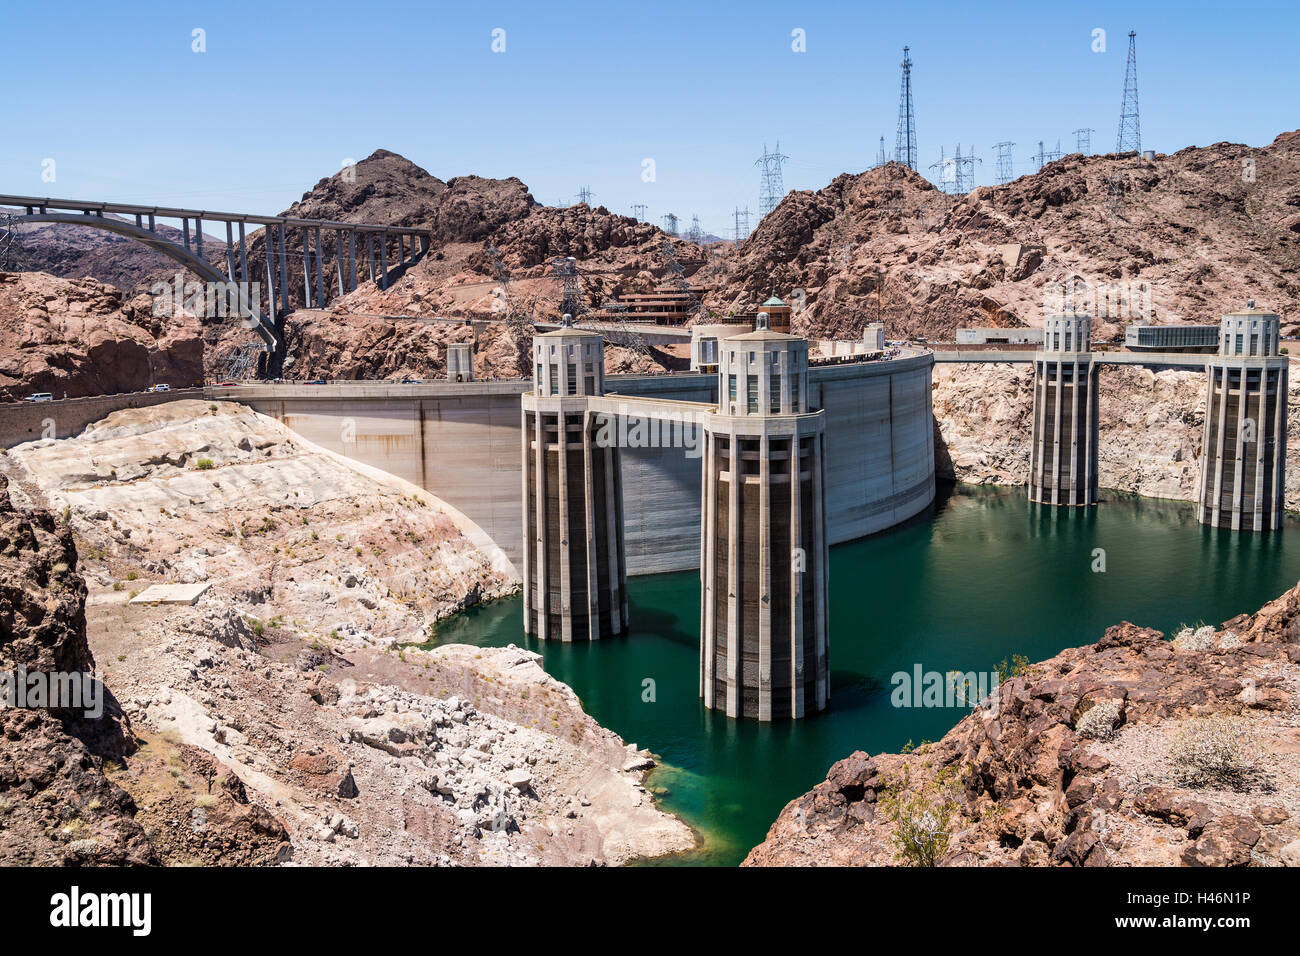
[631,204,647,222]
[755,143,789,218]
[955,145,982,193]
[576,186,593,205]
[1116,31,1141,153]
[732,206,751,243]
[873,136,887,169]
[894,46,917,170]
[551,256,583,319]
[993,142,1015,185]
[1073,127,1094,154]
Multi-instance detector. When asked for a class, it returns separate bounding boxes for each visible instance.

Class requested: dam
[211,343,937,576]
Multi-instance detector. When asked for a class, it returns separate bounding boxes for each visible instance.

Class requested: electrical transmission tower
[930,147,957,193]
[894,46,917,170]
[993,142,1015,185]
[551,256,584,320]
[685,215,704,243]
[487,240,534,340]
[661,213,678,237]
[576,186,593,205]
[930,145,979,194]
[732,207,751,243]
[1105,171,1129,219]
[1045,140,1064,164]
[631,204,647,222]
[1073,128,1094,154]
[955,145,982,193]
[0,215,21,272]
[872,136,888,169]
[1116,31,1141,153]
[755,143,789,218]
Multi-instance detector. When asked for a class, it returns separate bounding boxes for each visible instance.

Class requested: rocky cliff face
[745,585,1300,867]
[0,471,150,864]
[710,130,1300,341]
[933,358,1300,509]
[0,272,203,400]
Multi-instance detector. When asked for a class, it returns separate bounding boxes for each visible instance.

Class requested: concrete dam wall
[229,353,936,576]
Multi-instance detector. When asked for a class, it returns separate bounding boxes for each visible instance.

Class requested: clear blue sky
[4,0,1296,238]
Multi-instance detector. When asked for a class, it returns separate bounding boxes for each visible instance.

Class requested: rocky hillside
[1,401,692,865]
[709,130,1300,341]
[933,357,1300,510]
[0,271,203,400]
[745,584,1300,867]
[2,149,693,386]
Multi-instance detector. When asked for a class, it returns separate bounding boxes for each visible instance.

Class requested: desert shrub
[1172,625,1215,651]
[994,654,1031,682]
[194,458,214,470]
[1169,714,1262,790]
[879,766,963,867]
[1075,698,1123,740]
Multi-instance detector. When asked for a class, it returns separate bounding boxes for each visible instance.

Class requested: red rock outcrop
[0,271,204,401]
[744,584,1300,867]
[711,130,1300,341]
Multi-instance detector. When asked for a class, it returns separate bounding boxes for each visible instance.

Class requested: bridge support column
[379,233,389,290]
[335,229,345,296]
[1029,315,1099,506]
[521,319,626,641]
[301,230,312,308]
[1197,303,1288,531]
[313,226,325,306]
[700,314,828,720]
[277,223,290,314]
[347,230,357,291]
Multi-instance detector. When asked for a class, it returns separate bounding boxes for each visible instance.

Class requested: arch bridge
[0,193,435,360]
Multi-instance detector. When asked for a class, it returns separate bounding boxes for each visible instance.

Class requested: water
[428,483,1300,865]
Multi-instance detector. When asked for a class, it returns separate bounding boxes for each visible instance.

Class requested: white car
[148,384,170,392]
[24,392,53,403]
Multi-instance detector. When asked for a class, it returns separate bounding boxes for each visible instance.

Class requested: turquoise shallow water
[428,483,1300,865]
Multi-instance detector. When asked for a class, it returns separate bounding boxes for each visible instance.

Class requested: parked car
[147,383,170,392]
[24,392,53,403]
[214,381,242,387]
[306,379,327,385]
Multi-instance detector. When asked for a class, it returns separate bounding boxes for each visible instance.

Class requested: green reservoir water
[429,483,1300,865]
